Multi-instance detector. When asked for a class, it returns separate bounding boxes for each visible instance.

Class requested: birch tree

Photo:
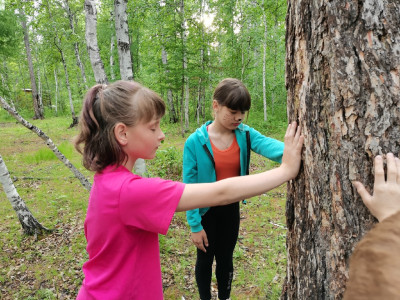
[84,0,108,84]
[44,0,78,127]
[19,8,44,120]
[0,96,92,191]
[0,154,50,236]
[114,0,133,81]
[63,0,89,91]
[114,0,147,176]
[282,1,400,298]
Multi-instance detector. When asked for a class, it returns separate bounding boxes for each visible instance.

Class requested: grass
[0,111,288,300]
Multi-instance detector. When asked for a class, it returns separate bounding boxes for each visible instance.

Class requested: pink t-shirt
[77,165,185,300]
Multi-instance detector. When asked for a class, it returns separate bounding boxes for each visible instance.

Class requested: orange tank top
[210,135,240,181]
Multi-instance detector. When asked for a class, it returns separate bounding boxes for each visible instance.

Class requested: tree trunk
[114,0,147,176]
[262,0,267,122]
[0,154,50,236]
[114,0,133,81]
[54,68,58,115]
[64,0,88,91]
[180,0,189,132]
[161,46,178,123]
[0,97,92,192]
[84,0,108,84]
[110,34,116,81]
[19,8,44,120]
[282,1,400,299]
[46,0,78,128]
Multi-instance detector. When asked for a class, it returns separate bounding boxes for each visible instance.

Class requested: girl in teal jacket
[183,78,284,300]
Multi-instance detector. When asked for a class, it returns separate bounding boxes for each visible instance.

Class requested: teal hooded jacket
[183,121,284,232]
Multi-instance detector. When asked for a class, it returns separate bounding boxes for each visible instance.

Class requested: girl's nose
[160,131,165,141]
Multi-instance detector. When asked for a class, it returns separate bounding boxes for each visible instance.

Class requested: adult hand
[353,153,400,222]
[191,229,208,253]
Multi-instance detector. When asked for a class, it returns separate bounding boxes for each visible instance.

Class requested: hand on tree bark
[353,153,400,222]
[280,122,304,180]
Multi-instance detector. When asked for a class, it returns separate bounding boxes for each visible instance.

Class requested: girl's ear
[212,99,219,111]
[114,122,128,146]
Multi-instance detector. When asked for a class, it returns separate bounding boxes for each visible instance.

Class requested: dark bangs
[133,87,166,123]
[224,86,251,111]
[213,78,251,111]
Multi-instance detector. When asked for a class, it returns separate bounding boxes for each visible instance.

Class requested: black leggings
[195,202,240,300]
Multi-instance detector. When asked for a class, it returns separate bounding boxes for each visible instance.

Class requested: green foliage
[147,146,183,180]
[0,10,20,57]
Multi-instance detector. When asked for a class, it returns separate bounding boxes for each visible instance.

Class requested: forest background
[0,0,290,299]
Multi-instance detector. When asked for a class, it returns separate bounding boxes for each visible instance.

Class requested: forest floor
[0,114,288,300]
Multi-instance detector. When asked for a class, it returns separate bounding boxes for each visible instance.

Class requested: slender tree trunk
[64,0,88,91]
[46,0,78,127]
[0,154,51,237]
[180,0,189,132]
[110,34,116,81]
[54,68,58,115]
[161,46,177,123]
[19,8,44,120]
[114,0,133,81]
[262,0,267,122]
[282,1,400,299]
[84,0,108,84]
[0,97,92,191]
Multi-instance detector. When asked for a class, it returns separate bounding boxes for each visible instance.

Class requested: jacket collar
[196,120,245,145]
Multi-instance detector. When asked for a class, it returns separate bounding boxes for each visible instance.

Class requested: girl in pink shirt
[74,80,303,299]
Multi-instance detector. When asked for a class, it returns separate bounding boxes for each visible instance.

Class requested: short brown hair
[343,210,400,299]
[213,78,251,112]
[74,80,165,172]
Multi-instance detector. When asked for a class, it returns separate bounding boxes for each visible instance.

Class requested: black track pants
[195,202,240,300]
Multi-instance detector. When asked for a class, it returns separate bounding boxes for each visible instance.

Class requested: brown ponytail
[74,81,165,172]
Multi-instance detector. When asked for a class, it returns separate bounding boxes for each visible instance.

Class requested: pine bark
[282,1,400,299]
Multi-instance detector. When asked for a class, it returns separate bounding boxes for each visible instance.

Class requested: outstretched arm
[353,153,400,222]
[176,122,304,212]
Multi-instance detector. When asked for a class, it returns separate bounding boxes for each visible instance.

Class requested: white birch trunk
[0,97,92,191]
[64,0,88,90]
[114,0,133,81]
[19,8,43,120]
[161,46,177,122]
[262,0,268,122]
[181,0,189,131]
[84,0,108,84]
[0,154,50,236]
[46,0,77,127]
[54,68,58,114]
[110,34,115,81]
[114,0,146,176]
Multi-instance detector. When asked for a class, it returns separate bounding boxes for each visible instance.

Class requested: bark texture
[84,0,108,84]
[283,1,400,299]
[19,9,44,120]
[0,154,50,236]
[0,97,92,191]
[114,0,133,81]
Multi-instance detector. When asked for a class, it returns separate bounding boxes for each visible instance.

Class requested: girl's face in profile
[118,117,165,170]
[213,101,247,130]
